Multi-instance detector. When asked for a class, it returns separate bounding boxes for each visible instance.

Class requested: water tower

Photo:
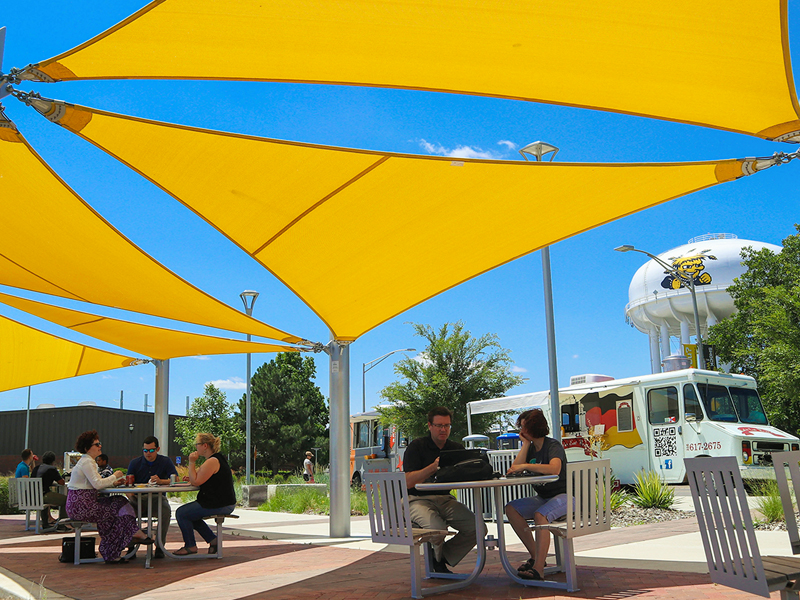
[624,234,781,373]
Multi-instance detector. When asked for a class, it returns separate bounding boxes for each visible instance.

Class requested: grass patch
[257,485,368,516]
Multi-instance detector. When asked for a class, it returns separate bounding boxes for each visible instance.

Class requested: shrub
[752,479,785,524]
[609,488,629,511]
[629,470,675,509]
[0,477,20,515]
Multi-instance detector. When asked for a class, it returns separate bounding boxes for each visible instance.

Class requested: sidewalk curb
[0,565,71,600]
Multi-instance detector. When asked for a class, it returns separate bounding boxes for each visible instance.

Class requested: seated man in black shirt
[127,436,178,558]
[403,407,486,573]
[31,451,68,530]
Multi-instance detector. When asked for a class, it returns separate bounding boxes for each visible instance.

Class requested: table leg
[144,493,153,569]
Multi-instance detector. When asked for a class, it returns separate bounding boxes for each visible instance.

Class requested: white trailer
[467,369,799,484]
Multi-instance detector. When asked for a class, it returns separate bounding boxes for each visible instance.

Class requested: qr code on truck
[653,427,677,457]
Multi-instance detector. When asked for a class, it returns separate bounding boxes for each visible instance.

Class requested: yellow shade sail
[0,112,303,344]
[43,101,771,341]
[0,292,301,360]
[26,0,800,141]
[0,313,138,393]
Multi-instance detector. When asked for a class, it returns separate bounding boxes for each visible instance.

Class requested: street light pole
[615,245,705,369]
[520,141,562,441]
[240,290,259,485]
[362,348,416,413]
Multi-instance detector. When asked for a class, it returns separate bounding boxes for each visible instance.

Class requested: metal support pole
[245,333,252,483]
[542,247,561,441]
[328,338,351,538]
[240,291,258,485]
[24,386,31,449]
[185,395,190,415]
[153,359,170,456]
[144,393,149,412]
[119,390,124,410]
[688,277,705,369]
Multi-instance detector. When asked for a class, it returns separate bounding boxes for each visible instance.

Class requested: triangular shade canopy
[0,292,301,360]
[0,113,302,344]
[0,312,138,393]
[25,0,800,141]
[42,102,767,341]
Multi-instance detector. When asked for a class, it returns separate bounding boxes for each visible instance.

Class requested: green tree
[237,353,328,476]
[707,226,800,434]
[175,383,244,457]
[378,322,523,441]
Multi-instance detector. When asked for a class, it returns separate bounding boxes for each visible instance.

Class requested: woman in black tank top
[174,432,236,555]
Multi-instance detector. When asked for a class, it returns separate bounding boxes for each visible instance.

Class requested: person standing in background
[303,451,315,483]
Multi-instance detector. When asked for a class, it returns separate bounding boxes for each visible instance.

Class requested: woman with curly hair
[66,430,153,563]
[173,432,235,555]
[504,409,568,581]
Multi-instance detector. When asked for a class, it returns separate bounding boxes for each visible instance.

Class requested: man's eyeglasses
[92,442,102,447]
[142,448,157,454]
[430,423,451,430]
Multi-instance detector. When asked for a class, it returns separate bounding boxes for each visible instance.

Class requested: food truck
[466,369,799,484]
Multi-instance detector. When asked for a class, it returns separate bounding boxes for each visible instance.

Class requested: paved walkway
[0,499,793,600]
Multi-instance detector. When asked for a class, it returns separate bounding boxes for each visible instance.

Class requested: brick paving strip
[0,515,781,600]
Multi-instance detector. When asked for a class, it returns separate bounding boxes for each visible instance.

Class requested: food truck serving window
[648,386,679,424]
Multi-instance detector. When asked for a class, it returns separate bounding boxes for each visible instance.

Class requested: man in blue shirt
[127,436,178,559]
[15,449,36,478]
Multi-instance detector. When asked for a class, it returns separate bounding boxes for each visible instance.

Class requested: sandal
[105,557,127,565]
[174,547,198,556]
[518,568,543,581]
[208,541,218,554]
[132,535,155,545]
[518,558,535,572]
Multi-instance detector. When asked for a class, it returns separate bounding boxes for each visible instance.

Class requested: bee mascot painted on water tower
[660,251,717,290]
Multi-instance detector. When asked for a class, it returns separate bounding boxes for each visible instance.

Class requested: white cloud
[498,140,517,150]
[101,374,115,379]
[412,352,432,366]
[572,354,580,359]
[511,365,528,373]
[206,377,246,390]
[417,139,506,160]
[190,355,211,361]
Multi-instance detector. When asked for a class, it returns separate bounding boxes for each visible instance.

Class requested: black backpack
[434,455,496,483]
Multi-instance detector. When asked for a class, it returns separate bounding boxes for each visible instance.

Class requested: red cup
[126,474,135,486]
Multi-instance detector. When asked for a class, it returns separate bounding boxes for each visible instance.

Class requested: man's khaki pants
[408,494,487,567]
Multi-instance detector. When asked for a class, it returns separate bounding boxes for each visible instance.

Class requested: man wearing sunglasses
[126,436,178,558]
[403,407,483,574]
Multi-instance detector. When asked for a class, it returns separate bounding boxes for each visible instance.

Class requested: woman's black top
[197,452,236,509]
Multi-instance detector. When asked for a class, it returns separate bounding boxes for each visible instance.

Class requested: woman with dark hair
[174,432,236,555]
[504,409,568,581]
[66,430,153,563]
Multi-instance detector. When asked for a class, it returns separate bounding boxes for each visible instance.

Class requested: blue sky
[0,1,798,418]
